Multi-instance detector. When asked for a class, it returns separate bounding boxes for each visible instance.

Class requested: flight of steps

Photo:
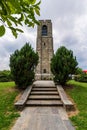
[26,85,63,107]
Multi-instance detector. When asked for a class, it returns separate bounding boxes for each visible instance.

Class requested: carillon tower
[35,20,54,80]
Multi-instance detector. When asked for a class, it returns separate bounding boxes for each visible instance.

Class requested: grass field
[67,80,87,130]
[0,82,20,130]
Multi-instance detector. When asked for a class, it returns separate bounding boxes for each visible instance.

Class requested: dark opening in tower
[42,25,47,36]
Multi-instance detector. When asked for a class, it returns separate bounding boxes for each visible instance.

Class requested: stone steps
[15,83,74,111]
[30,91,58,95]
[28,95,61,100]
[33,86,55,88]
[32,88,57,91]
[26,85,63,107]
[26,100,63,106]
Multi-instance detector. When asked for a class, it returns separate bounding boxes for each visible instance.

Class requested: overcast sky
[0,0,87,70]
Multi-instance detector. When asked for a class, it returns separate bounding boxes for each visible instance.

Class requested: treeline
[73,67,87,82]
[0,70,13,82]
[75,73,87,83]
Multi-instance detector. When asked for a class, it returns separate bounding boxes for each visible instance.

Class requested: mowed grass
[0,82,20,130]
[66,80,87,130]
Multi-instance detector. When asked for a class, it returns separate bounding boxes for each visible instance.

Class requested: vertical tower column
[35,20,54,80]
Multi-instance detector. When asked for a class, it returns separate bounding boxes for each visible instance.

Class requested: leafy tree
[75,67,83,75]
[75,72,87,82]
[0,0,41,38]
[51,46,78,85]
[10,43,38,89]
[74,67,87,82]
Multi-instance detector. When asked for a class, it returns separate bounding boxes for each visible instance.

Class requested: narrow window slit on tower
[44,42,45,46]
[43,69,46,73]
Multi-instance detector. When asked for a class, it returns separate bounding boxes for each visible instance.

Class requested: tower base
[35,73,53,80]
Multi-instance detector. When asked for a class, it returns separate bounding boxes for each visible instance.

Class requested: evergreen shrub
[10,43,38,89]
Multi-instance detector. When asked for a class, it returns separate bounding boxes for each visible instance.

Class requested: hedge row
[75,74,87,82]
[0,70,13,82]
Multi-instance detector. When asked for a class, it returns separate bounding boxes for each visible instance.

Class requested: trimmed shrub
[51,46,78,85]
[10,43,38,89]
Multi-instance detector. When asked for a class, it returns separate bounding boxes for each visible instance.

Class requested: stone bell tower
[35,20,54,80]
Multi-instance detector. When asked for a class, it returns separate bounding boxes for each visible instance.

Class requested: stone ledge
[14,85,33,110]
[57,85,74,111]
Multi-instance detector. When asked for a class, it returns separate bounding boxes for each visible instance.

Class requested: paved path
[12,81,75,130]
[12,107,75,130]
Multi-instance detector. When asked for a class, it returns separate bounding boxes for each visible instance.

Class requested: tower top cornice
[39,20,51,22]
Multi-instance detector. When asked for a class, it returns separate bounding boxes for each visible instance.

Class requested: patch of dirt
[67,109,79,117]
[4,87,15,93]
[5,86,24,103]
[67,95,79,117]
[63,84,74,90]
[5,86,20,92]
[4,86,23,103]
[14,90,23,103]
[63,85,79,117]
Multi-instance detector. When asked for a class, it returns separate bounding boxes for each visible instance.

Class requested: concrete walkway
[12,81,75,130]
[12,107,75,130]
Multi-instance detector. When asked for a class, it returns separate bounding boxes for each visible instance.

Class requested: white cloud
[0,0,87,70]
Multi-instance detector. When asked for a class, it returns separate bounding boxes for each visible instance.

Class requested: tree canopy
[51,46,78,85]
[0,0,41,38]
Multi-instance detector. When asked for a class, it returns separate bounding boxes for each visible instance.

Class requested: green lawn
[0,82,20,130]
[66,80,87,130]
